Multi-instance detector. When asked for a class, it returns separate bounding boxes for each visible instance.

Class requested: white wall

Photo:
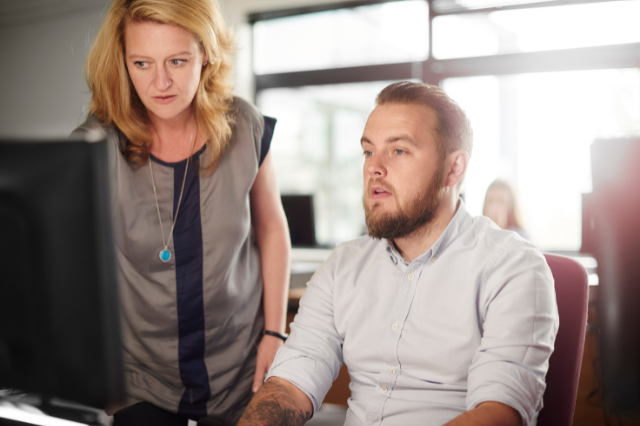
[0,9,106,138]
[0,0,359,138]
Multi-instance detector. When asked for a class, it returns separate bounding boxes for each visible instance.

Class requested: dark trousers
[113,402,234,426]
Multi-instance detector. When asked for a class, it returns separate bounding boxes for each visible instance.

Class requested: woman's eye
[394,149,405,155]
[363,150,373,157]
[171,59,186,66]
[134,61,148,68]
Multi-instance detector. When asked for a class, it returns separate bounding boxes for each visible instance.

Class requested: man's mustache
[367,179,395,195]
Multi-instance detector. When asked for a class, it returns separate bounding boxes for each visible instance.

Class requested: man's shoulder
[470,215,535,250]
[463,215,544,268]
[466,216,550,282]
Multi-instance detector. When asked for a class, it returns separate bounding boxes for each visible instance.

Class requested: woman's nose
[154,65,172,90]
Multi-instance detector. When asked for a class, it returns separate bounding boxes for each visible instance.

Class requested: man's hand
[443,401,522,426]
[238,377,313,426]
[252,335,284,393]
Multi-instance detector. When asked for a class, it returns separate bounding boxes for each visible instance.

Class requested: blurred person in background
[71,0,290,424]
[483,178,532,242]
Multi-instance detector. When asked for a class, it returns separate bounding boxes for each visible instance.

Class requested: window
[253,1,429,74]
[252,0,640,251]
[432,0,555,13]
[433,1,640,59]
[443,69,640,249]
[258,81,411,245]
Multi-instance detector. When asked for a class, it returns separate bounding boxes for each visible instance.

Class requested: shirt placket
[365,252,429,425]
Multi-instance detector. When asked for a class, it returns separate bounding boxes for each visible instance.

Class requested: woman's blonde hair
[483,178,525,230]
[85,0,235,173]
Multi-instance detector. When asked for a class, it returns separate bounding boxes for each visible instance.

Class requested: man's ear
[444,150,469,188]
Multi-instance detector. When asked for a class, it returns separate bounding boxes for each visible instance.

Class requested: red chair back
[538,253,589,426]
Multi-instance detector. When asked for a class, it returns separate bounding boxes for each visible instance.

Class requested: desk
[288,248,332,311]
[289,249,598,309]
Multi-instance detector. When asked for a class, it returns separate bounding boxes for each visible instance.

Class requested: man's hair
[376,81,473,161]
[85,0,235,174]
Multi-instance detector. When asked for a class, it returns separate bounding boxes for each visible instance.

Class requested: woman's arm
[249,151,291,393]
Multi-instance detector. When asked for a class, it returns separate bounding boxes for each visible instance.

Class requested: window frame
[251,0,640,92]
[250,0,639,253]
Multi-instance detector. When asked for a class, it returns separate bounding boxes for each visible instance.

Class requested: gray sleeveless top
[73,98,275,424]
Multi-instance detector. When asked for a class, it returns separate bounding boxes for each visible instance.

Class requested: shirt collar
[385,197,474,265]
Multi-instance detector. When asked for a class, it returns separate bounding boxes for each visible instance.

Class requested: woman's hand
[252,334,285,393]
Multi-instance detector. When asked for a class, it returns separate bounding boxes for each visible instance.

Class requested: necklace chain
[149,130,195,261]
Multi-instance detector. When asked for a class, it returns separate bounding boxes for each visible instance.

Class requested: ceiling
[0,0,109,27]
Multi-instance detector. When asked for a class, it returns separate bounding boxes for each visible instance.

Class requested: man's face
[361,103,446,240]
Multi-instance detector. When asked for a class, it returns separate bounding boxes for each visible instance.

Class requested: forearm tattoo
[238,380,312,426]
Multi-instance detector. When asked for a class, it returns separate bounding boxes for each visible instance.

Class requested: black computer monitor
[0,134,122,408]
[281,195,317,247]
[591,137,640,414]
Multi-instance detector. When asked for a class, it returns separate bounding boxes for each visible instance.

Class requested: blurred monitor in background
[0,135,123,412]
[591,137,640,415]
[280,195,317,247]
[482,178,532,242]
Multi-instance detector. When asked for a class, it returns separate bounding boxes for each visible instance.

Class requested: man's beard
[363,162,446,240]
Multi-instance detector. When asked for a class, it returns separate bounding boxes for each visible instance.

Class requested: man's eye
[394,149,405,155]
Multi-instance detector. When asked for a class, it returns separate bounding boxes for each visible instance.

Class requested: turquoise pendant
[159,249,171,262]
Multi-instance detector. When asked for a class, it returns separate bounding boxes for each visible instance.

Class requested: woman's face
[124,21,206,123]
[483,186,511,229]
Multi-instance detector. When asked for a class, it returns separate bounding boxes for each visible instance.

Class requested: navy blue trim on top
[149,143,208,168]
[172,156,210,418]
[260,116,277,167]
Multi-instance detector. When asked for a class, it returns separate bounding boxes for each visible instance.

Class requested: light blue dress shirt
[267,200,558,426]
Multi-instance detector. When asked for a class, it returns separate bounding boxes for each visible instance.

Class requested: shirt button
[432,256,438,262]
[389,368,395,373]
[391,323,399,330]
[380,386,388,393]
[407,273,415,280]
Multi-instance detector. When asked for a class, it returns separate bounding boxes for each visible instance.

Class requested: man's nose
[154,65,172,90]
[366,155,386,178]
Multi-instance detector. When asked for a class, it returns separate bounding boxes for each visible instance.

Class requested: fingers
[252,357,266,393]
[251,337,283,393]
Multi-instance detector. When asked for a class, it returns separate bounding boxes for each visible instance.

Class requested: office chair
[538,253,589,426]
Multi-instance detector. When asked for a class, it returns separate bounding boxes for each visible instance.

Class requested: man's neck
[392,193,459,263]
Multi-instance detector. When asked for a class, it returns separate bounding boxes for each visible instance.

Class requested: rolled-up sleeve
[266,250,344,413]
[466,241,559,426]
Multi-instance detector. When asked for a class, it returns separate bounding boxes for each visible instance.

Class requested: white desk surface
[291,248,599,286]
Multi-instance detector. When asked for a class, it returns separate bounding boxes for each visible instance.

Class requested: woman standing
[482,178,532,242]
[72,1,290,424]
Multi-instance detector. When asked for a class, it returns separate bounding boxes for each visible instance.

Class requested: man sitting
[238,81,558,426]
